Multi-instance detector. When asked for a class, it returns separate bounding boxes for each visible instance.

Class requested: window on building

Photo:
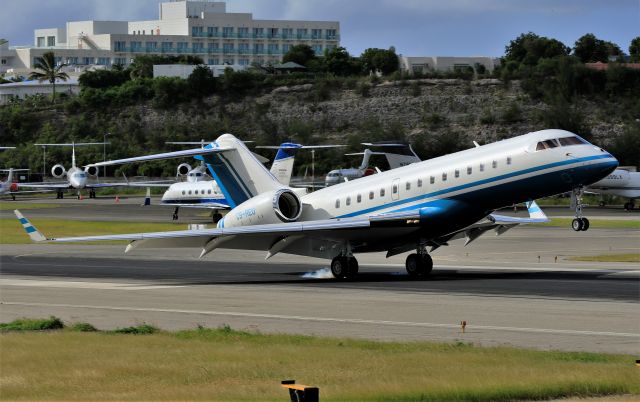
[207,58,219,65]
[97,57,110,65]
[357,194,362,203]
[146,41,158,50]
[222,27,234,37]
[417,179,422,187]
[268,28,279,38]
[253,27,264,37]
[193,42,203,52]
[282,28,293,38]
[223,58,234,65]
[442,173,447,181]
[467,166,472,175]
[239,58,250,66]
[492,160,497,168]
[161,42,173,51]
[238,43,249,52]
[114,41,126,51]
[296,28,308,38]
[312,44,323,55]
[238,27,249,37]
[335,199,340,209]
[268,43,279,53]
[223,43,234,52]
[82,57,94,65]
[369,191,374,200]
[191,26,203,36]
[36,37,45,47]
[207,26,218,36]
[282,44,291,53]
[67,57,79,65]
[311,29,322,39]
[47,36,55,47]
[380,188,385,197]
[254,43,265,53]
[326,29,337,39]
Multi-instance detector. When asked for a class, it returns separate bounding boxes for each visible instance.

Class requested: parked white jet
[0,169,32,200]
[325,142,421,186]
[587,168,639,210]
[16,129,618,279]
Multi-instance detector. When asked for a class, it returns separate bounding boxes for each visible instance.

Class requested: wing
[14,202,548,260]
[17,182,70,190]
[159,202,230,209]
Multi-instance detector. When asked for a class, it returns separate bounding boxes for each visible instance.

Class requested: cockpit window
[536,139,561,151]
[558,136,587,146]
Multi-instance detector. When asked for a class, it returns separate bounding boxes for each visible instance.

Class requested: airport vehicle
[17,129,618,279]
[16,142,131,199]
[586,168,639,210]
[325,142,420,186]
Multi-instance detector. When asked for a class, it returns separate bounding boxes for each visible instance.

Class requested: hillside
[0,77,638,177]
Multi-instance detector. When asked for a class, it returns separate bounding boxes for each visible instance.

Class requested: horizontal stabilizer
[86,147,229,168]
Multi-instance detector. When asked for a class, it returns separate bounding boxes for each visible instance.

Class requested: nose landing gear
[570,186,590,231]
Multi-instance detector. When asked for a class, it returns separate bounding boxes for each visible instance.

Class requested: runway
[1,199,639,354]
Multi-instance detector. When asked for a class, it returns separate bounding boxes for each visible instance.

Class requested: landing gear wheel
[406,254,433,278]
[212,212,223,223]
[330,256,359,280]
[572,218,583,232]
[598,201,605,208]
[580,217,590,231]
[172,207,179,221]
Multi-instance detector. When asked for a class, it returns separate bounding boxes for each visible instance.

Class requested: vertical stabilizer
[199,134,286,207]
[270,143,302,185]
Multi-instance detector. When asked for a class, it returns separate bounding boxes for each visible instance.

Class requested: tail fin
[6,168,13,185]
[270,143,302,186]
[525,200,548,221]
[199,134,285,208]
[143,187,151,206]
[14,210,47,242]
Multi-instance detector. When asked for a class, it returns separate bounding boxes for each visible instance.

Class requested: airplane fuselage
[161,180,225,205]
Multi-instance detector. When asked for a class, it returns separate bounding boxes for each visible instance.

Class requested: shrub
[500,103,523,123]
[0,316,64,331]
[70,322,98,332]
[112,324,158,335]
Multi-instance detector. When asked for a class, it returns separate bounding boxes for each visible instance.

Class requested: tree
[324,47,361,76]
[573,33,615,63]
[187,65,217,98]
[282,44,316,67]
[630,36,640,62]
[360,48,399,75]
[28,51,69,103]
[503,32,570,66]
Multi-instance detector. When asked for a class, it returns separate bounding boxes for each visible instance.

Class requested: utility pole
[103,132,110,178]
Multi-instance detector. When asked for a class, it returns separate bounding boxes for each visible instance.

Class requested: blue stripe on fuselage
[336,154,616,219]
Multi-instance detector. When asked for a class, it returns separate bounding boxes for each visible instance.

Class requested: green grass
[569,254,640,263]
[0,317,64,332]
[112,324,158,335]
[0,202,59,211]
[0,217,183,244]
[0,321,638,401]
[536,218,640,230]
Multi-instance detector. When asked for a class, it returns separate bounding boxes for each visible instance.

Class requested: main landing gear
[56,191,64,199]
[624,200,636,211]
[89,190,96,199]
[405,245,433,278]
[330,255,359,280]
[172,207,180,221]
[570,186,590,232]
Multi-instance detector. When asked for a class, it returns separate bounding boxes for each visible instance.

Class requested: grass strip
[0,322,638,401]
[0,217,182,244]
[535,218,640,230]
[568,254,640,263]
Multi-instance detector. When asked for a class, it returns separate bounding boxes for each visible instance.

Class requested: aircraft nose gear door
[570,186,590,231]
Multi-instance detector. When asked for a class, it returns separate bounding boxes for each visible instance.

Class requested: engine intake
[51,164,66,178]
[177,163,192,176]
[84,165,99,177]
[222,189,302,228]
[273,189,302,222]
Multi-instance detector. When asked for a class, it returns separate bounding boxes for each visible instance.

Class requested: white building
[1,0,340,74]
[0,78,80,105]
[400,56,496,74]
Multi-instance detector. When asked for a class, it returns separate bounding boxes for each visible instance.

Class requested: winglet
[525,200,548,221]
[14,210,47,242]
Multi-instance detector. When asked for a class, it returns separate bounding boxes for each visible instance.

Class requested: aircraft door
[392,178,400,201]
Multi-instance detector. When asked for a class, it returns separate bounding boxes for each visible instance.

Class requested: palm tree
[28,51,69,103]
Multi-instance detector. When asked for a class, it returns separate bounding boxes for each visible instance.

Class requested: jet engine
[84,165,99,177]
[51,164,66,178]
[222,189,302,228]
[177,163,192,177]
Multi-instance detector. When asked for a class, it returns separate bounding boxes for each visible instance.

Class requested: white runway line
[0,279,183,291]
[3,301,639,338]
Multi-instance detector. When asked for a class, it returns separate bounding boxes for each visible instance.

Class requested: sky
[1,0,638,57]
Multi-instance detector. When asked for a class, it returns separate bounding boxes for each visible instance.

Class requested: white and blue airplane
[16,129,618,280]
[587,168,640,210]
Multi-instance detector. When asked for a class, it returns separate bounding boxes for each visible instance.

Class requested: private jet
[17,129,618,280]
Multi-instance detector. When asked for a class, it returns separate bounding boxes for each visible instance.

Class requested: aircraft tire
[421,254,434,275]
[580,217,590,231]
[599,201,605,207]
[571,218,583,232]
[331,256,347,279]
[345,257,359,279]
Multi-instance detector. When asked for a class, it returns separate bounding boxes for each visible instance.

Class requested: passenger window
[467,167,472,175]
[454,170,460,178]
[406,182,411,191]
[492,160,497,168]
[392,185,398,194]
[357,194,362,203]
[188,190,192,195]
[507,157,512,165]
[417,179,422,187]
[380,188,385,197]
[430,176,435,184]
[208,189,212,194]
[346,196,351,206]
[369,191,374,200]
[335,199,340,208]
[480,163,485,172]
[182,190,185,195]
[442,173,447,181]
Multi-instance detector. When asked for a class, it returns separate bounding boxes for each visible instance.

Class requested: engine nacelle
[84,165,99,177]
[51,164,66,178]
[177,163,192,177]
[221,189,302,228]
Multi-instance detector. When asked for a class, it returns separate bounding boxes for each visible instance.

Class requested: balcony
[114,46,285,56]
[189,32,339,40]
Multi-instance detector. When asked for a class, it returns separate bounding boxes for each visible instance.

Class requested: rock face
[135,78,624,147]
